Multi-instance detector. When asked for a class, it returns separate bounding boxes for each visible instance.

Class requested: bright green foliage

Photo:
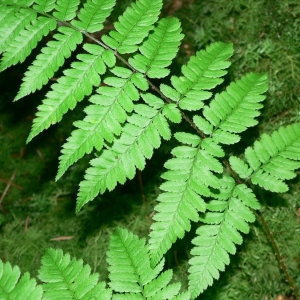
[71,0,116,33]
[0,260,42,300]
[53,0,81,21]
[0,7,36,53]
[230,123,300,192]
[33,0,56,13]
[76,92,177,212]
[39,248,111,299]
[160,42,233,110]
[107,227,190,299]
[15,26,83,100]
[27,43,108,142]
[1,0,300,299]
[148,72,268,268]
[102,0,163,54]
[129,17,184,78]
[0,16,56,72]
[55,66,136,181]
[0,236,189,300]
[188,177,259,298]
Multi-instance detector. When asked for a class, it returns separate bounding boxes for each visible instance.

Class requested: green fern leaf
[229,156,253,179]
[149,132,217,266]
[107,227,183,299]
[102,0,163,54]
[193,115,213,135]
[203,72,268,137]
[233,184,260,210]
[0,260,42,300]
[33,0,56,12]
[56,68,138,180]
[0,16,56,72]
[3,0,35,5]
[161,42,233,111]
[76,94,170,212]
[129,17,183,78]
[240,123,300,192]
[0,5,17,28]
[39,248,112,299]
[0,7,36,53]
[27,43,107,143]
[188,177,258,298]
[15,26,83,101]
[53,0,80,21]
[71,0,116,33]
[162,103,182,123]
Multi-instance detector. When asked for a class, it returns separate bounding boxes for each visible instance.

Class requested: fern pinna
[1,0,300,299]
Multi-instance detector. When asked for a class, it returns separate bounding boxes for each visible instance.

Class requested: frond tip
[102,0,163,54]
[188,178,259,298]
[0,260,42,300]
[230,122,300,192]
[107,227,189,299]
[38,248,112,299]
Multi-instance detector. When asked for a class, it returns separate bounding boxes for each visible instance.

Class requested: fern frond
[202,73,268,140]
[149,131,221,266]
[56,67,140,180]
[160,42,233,111]
[38,248,112,299]
[0,16,56,72]
[71,0,116,33]
[230,123,300,192]
[15,26,83,101]
[27,43,109,143]
[53,0,80,21]
[0,6,36,53]
[188,177,259,298]
[149,72,268,283]
[0,260,42,300]
[107,227,186,299]
[102,0,163,54]
[76,93,172,212]
[129,17,183,78]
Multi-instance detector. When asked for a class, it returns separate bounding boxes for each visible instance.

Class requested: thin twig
[0,177,23,190]
[0,171,16,210]
[255,210,299,298]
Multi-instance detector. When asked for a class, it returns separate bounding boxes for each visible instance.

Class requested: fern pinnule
[56,66,140,181]
[15,27,83,101]
[0,16,56,72]
[160,42,233,111]
[0,260,43,300]
[27,43,108,143]
[53,0,80,21]
[0,6,36,53]
[129,17,183,78]
[188,178,259,298]
[71,0,116,33]
[38,248,111,299]
[102,0,163,54]
[107,227,188,299]
[230,123,300,192]
[76,93,172,213]
[202,72,268,137]
[148,132,209,266]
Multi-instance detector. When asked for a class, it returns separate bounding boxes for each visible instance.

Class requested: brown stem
[255,210,299,298]
[0,171,16,210]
